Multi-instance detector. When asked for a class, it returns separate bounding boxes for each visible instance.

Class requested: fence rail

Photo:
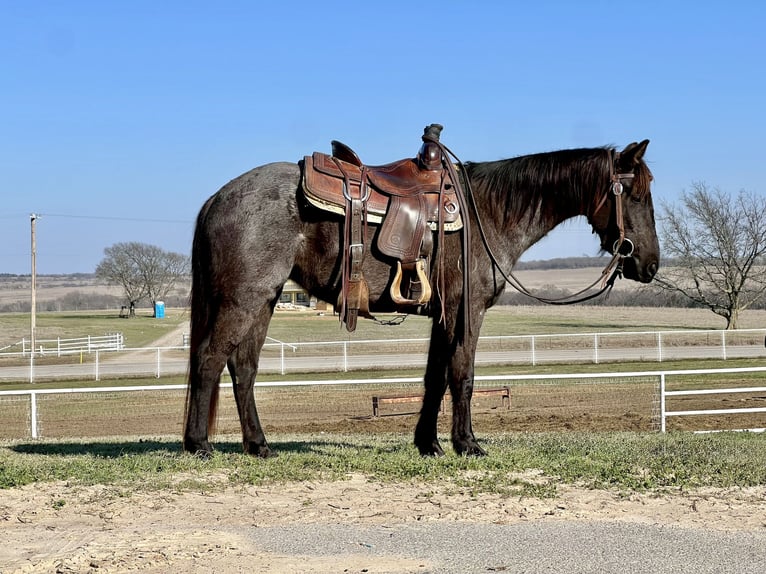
[1,327,765,383]
[660,370,766,432]
[1,367,764,440]
[2,333,124,357]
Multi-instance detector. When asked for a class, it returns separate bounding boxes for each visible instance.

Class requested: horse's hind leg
[227,304,276,458]
[184,303,255,457]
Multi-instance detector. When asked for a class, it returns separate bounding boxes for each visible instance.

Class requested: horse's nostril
[648,262,658,277]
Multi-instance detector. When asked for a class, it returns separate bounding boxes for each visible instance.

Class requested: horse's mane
[465,147,652,225]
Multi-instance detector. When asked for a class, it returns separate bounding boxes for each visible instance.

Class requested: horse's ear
[620,139,650,167]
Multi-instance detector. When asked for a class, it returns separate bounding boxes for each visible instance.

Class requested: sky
[2,1,765,275]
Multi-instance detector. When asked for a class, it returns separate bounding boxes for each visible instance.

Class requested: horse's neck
[470,159,605,264]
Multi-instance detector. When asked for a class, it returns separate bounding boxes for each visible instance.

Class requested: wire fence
[2,367,765,441]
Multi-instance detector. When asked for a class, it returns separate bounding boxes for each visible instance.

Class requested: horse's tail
[184,198,221,438]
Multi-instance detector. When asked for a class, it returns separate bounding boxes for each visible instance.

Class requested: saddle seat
[300,124,463,332]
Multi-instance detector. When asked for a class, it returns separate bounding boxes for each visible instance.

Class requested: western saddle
[301,124,465,332]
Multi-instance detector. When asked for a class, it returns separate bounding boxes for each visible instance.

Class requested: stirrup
[390,259,432,306]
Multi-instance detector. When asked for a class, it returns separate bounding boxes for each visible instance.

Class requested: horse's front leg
[414,319,452,456]
[448,333,486,457]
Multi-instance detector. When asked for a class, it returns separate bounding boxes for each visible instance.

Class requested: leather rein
[424,138,637,310]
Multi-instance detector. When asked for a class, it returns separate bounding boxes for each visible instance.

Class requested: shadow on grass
[9,437,395,458]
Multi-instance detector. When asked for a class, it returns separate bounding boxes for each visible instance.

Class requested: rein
[423,138,637,307]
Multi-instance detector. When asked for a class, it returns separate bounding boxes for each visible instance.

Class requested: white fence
[1,367,764,440]
[260,328,766,370]
[1,327,765,383]
[660,367,766,433]
[2,333,124,357]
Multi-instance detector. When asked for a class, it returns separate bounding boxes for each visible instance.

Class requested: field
[2,292,766,572]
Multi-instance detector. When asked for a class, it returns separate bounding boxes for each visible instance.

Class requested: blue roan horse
[183,134,659,458]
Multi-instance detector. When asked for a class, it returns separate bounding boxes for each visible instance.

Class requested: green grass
[2,431,765,495]
[232,305,758,342]
[1,303,747,352]
[0,308,189,349]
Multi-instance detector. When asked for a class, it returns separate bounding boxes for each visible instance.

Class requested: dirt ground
[2,473,765,573]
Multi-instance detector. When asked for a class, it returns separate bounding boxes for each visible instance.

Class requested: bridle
[593,151,636,260]
[498,153,638,306]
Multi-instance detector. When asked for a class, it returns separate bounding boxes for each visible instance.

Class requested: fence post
[722,330,727,360]
[594,334,599,364]
[343,341,348,372]
[29,352,34,384]
[657,332,663,362]
[660,372,667,433]
[57,337,61,357]
[95,349,100,381]
[156,347,161,378]
[530,335,536,366]
[30,391,38,439]
[280,343,285,375]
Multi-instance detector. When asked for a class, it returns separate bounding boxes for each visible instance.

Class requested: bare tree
[655,183,766,328]
[96,242,190,317]
[136,245,190,315]
[95,243,148,315]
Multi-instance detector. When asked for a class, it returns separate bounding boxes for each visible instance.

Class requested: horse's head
[590,140,660,283]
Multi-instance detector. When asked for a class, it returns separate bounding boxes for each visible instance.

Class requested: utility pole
[30,213,37,359]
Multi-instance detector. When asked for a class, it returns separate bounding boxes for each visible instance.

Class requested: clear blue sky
[2,1,764,274]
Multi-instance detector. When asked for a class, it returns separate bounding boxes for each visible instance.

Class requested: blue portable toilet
[155,301,165,319]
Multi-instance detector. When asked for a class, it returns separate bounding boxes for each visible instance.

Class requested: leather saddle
[301,124,463,331]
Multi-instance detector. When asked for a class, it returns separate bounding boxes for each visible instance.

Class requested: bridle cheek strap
[593,167,634,257]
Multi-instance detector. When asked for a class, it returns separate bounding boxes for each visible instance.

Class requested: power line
[38,213,193,224]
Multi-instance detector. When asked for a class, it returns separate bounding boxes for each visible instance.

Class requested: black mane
[466,147,614,224]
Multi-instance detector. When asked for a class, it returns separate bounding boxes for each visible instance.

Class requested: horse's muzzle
[622,256,659,283]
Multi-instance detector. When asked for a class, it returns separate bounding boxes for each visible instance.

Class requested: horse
[183,136,659,458]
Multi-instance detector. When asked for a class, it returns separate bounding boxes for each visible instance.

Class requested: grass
[0,308,189,349]
[2,431,765,495]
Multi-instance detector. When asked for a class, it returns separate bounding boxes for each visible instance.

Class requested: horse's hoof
[183,439,214,459]
[416,440,445,457]
[455,441,487,457]
[245,443,277,459]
